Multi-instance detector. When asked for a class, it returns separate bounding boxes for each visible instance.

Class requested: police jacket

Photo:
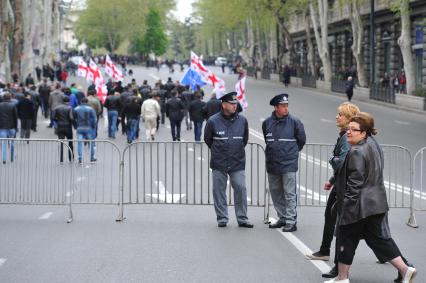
[166,97,185,121]
[0,101,18,129]
[335,137,389,226]
[262,112,306,174]
[104,95,122,112]
[204,111,248,173]
[73,104,97,131]
[52,103,73,129]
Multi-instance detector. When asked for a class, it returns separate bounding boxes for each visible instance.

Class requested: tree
[133,8,168,57]
[390,0,416,95]
[309,0,332,82]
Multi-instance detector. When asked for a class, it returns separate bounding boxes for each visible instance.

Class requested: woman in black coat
[327,112,416,283]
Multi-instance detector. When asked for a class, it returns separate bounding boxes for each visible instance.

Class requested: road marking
[270,217,330,273]
[146,181,186,203]
[259,118,265,122]
[188,147,194,152]
[149,73,160,81]
[76,177,86,182]
[395,120,410,125]
[197,157,205,161]
[0,258,7,267]
[38,212,53,220]
[320,118,334,123]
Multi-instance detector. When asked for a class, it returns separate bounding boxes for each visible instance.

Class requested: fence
[0,138,421,227]
[370,83,396,104]
[0,138,74,222]
[302,75,317,88]
[121,142,268,220]
[413,147,426,212]
[331,78,346,93]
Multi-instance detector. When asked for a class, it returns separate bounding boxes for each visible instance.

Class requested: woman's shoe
[324,278,350,283]
[403,266,417,283]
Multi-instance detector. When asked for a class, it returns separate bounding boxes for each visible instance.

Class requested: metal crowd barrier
[0,138,420,227]
[413,147,426,212]
[0,138,74,222]
[331,78,346,93]
[121,142,268,220]
[369,83,396,104]
[302,75,317,88]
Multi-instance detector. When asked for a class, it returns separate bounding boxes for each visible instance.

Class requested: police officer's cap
[270,93,289,106]
[220,92,238,104]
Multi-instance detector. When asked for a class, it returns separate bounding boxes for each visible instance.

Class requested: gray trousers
[212,170,249,225]
[268,172,297,225]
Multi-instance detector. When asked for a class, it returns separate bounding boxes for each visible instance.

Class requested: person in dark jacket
[345,76,355,101]
[165,90,185,141]
[17,92,35,140]
[181,86,195,130]
[203,93,222,119]
[38,79,51,118]
[122,96,141,144]
[104,92,122,139]
[28,85,41,131]
[0,92,18,163]
[328,112,416,283]
[204,92,253,228]
[262,93,306,232]
[73,97,97,164]
[306,102,360,279]
[52,96,74,162]
[188,93,206,141]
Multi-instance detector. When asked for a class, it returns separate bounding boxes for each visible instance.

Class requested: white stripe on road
[38,212,53,220]
[149,73,160,81]
[0,258,7,267]
[188,147,194,152]
[270,217,330,274]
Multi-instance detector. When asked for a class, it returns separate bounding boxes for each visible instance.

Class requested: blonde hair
[338,102,360,129]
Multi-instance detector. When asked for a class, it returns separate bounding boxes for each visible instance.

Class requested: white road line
[38,212,53,220]
[197,157,205,161]
[270,217,330,273]
[188,147,194,152]
[149,73,160,81]
[395,120,410,125]
[320,118,334,123]
[0,258,7,267]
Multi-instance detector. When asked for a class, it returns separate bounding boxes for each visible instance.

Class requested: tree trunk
[349,0,368,87]
[11,0,24,80]
[397,0,416,95]
[309,0,332,82]
[303,8,315,76]
[0,0,14,83]
[21,0,37,80]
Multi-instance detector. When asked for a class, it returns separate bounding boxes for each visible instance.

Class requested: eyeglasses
[347,127,362,133]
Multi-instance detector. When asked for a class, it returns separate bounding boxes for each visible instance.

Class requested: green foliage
[133,8,168,56]
[74,0,175,53]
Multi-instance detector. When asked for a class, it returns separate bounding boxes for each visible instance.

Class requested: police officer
[204,92,253,228]
[262,93,306,232]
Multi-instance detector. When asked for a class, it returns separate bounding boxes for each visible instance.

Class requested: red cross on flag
[235,76,248,110]
[105,55,124,82]
[190,51,226,96]
[88,59,104,86]
[77,58,89,79]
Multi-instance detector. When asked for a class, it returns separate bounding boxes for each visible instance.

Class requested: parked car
[215,57,227,66]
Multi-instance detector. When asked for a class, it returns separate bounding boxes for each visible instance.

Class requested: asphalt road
[0,64,425,282]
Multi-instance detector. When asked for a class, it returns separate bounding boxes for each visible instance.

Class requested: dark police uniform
[262,93,306,232]
[204,92,252,228]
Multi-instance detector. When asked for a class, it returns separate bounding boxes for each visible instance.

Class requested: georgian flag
[190,51,226,96]
[105,54,124,82]
[77,58,89,78]
[235,76,248,110]
[96,83,108,104]
[88,59,104,86]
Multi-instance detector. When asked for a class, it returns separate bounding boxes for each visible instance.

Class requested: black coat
[335,137,389,226]
[0,101,18,129]
[203,98,222,119]
[165,97,185,121]
[188,99,206,122]
[17,99,35,119]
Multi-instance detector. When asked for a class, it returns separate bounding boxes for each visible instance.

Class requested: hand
[324,182,332,191]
